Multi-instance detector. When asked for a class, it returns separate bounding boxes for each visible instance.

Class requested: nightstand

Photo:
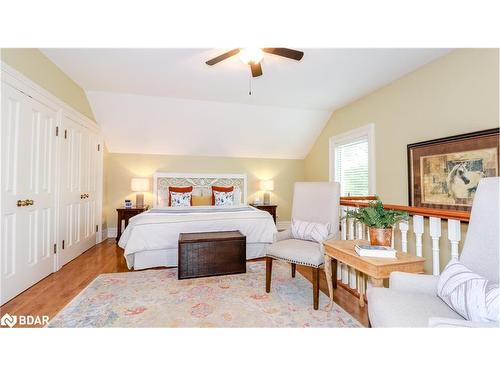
[116,206,149,241]
[250,204,277,223]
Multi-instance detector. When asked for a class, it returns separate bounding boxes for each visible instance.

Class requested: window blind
[334,137,369,196]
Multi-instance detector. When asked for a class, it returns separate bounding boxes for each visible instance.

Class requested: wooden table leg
[332,258,337,289]
[357,271,365,307]
[324,255,334,311]
[116,216,122,241]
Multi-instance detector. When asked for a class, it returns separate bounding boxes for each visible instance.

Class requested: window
[329,124,375,197]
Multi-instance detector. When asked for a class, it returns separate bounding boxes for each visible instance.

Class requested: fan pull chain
[248,76,252,95]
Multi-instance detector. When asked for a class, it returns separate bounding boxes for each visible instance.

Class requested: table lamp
[260,179,274,205]
[131,177,150,208]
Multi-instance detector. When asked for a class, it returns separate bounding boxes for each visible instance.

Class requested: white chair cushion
[367,287,463,327]
[291,218,330,243]
[437,259,499,323]
[266,239,324,267]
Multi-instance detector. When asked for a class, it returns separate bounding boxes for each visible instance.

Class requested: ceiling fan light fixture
[239,48,264,64]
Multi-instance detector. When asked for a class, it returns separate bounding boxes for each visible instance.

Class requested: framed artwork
[407,128,499,211]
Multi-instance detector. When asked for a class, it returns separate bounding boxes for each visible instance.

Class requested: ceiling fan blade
[250,62,263,77]
[205,49,240,65]
[263,48,304,61]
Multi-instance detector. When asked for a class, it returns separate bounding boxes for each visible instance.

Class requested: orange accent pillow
[192,195,212,206]
[211,186,234,205]
[168,186,193,206]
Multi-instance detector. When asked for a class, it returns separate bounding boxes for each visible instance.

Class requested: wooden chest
[178,231,246,279]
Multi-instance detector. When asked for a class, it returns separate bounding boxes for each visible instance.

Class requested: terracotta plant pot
[369,227,392,247]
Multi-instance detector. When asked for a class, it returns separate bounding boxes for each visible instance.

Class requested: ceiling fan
[205,48,304,77]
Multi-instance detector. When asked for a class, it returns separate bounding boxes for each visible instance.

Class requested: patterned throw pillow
[170,191,192,207]
[212,186,234,205]
[437,259,499,323]
[291,219,330,243]
[214,190,234,206]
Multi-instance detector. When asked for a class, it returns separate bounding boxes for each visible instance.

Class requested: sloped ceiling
[41,48,451,159]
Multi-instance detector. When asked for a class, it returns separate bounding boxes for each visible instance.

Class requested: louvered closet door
[58,115,98,267]
[1,83,57,304]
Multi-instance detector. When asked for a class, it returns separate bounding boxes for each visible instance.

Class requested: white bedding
[118,205,277,269]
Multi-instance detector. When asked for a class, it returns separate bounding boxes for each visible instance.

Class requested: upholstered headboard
[152,172,248,208]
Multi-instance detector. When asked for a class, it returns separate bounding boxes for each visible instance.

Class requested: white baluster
[341,264,349,284]
[399,220,409,253]
[429,217,442,275]
[340,207,347,240]
[356,221,364,240]
[337,261,342,281]
[413,215,424,257]
[347,216,355,240]
[448,219,461,261]
[349,267,357,289]
[391,226,395,248]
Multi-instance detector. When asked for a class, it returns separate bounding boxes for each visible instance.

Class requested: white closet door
[1,83,57,304]
[58,114,97,267]
[86,133,99,244]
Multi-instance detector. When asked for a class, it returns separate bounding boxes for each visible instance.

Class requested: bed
[118,172,277,269]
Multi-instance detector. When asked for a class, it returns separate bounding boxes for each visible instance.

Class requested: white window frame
[329,123,376,196]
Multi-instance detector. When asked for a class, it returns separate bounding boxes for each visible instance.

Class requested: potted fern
[346,199,409,247]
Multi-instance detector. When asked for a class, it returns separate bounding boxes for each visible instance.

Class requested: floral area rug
[48,261,361,328]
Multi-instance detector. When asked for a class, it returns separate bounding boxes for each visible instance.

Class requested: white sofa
[367,177,499,327]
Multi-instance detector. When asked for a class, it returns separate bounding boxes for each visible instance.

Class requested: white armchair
[367,177,500,327]
[265,182,340,310]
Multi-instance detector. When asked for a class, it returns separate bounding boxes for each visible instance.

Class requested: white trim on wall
[107,227,117,239]
[328,123,376,195]
[1,62,100,133]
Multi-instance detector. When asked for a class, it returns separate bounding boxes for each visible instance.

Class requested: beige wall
[304,48,499,273]
[105,153,305,228]
[1,48,95,121]
[305,48,499,204]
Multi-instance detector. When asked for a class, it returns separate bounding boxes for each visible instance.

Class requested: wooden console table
[323,239,425,309]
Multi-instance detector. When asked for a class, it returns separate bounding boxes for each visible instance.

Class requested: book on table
[355,244,396,258]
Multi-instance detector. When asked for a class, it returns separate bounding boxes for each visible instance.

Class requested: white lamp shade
[260,179,274,191]
[131,178,150,192]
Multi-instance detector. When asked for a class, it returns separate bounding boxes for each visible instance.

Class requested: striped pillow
[291,219,330,243]
[437,260,499,323]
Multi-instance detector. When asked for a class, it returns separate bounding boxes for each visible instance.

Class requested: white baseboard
[99,228,108,242]
[107,227,117,239]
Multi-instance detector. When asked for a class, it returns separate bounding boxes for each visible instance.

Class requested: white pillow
[214,190,234,206]
[437,259,499,323]
[291,218,330,243]
[233,188,242,205]
[201,188,212,197]
[170,191,191,207]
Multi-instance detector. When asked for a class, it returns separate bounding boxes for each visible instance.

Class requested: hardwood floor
[0,239,369,327]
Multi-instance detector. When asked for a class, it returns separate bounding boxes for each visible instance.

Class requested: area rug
[48,261,361,328]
